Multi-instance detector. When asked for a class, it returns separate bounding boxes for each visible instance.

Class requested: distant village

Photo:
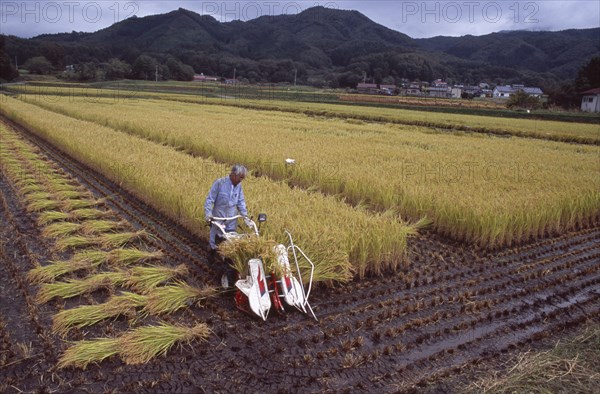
[355,79,544,101]
[353,80,599,113]
[192,73,600,113]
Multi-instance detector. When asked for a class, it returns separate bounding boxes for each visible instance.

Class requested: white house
[493,86,513,98]
[493,85,543,99]
[580,88,600,113]
[427,86,450,98]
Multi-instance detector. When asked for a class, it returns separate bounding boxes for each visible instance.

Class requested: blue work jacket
[204,176,248,249]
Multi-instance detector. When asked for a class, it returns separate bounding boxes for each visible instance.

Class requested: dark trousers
[213,235,237,284]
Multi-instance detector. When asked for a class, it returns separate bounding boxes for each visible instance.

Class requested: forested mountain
[417,29,600,80]
[2,6,599,89]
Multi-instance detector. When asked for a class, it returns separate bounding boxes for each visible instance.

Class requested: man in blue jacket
[204,164,249,286]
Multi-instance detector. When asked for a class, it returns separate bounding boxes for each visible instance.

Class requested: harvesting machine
[209,214,317,321]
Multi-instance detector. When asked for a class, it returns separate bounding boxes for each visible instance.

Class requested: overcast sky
[1,0,599,39]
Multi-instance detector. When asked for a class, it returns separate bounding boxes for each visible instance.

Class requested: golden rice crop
[26,198,60,212]
[12,84,599,143]
[27,248,164,283]
[98,230,149,248]
[37,210,71,225]
[4,124,214,370]
[52,230,148,251]
[61,198,105,211]
[28,250,108,283]
[68,208,112,221]
[143,282,216,315]
[217,236,278,275]
[118,322,209,365]
[14,94,597,249]
[54,235,96,251]
[54,190,87,199]
[41,222,82,238]
[36,272,127,303]
[41,220,127,238]
[1,97,417,280]
[80,219,127,234]
[57,338,120,369]
[106,248,164,265]
[124,264,188,292]
[23,191,53,203]
[20,184,44,194]
[52,292,148,336]
[57,322,209,368]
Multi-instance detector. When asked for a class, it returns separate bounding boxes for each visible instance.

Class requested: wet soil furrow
[0,176,59,389]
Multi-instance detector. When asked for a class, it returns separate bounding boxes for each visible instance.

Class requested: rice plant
[46,224,138,252]
[54,235,96,252]
[119,322,209,365]
[53,190,87,200]
[23,192,53,204]
[27,249,161,283]
[19,184,44,195]
[57,338,120,369]
[14,176,38,188]
[36,272,127,303]
[69,208,111,220]
[14,93,598,250]
[0,98,412,280]
[47,181,80,193]
[98,230,149,248]
[26,198,60,212]
[107,248,164,265]
[217,236,278,275]
[80,220,127,235]
[57,322,209,368]
[124,264,188,292]
[28,260,92,284]
[37,210,70,225]
[38,208,112,226]
[41,222,81,239]
[62,198,105,211]
[144,282,216,315]
[52,292,148,336]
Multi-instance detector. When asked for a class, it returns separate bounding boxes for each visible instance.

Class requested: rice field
[1,97,418,280]
[9,92,599,248]
[1,102,599,389]
[9,83,600,143]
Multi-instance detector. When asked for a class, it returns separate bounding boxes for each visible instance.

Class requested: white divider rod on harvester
[284,230,317,321]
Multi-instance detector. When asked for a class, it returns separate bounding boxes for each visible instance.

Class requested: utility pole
[155,65,158,82]
[233,67,236,83]
[15,56,18,70]
[363,71,366,84]
[294,69,297,86]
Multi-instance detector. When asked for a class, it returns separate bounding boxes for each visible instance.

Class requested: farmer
[204,164,250,287]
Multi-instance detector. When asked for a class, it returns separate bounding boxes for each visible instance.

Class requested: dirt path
[1,117,598,393]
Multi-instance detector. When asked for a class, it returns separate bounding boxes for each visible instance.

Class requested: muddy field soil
[0,119,599,393]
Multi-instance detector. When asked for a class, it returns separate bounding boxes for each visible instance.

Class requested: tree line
[1,35,598,110]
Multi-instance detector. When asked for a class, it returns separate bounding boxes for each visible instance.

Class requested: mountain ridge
[3,6,599,87]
